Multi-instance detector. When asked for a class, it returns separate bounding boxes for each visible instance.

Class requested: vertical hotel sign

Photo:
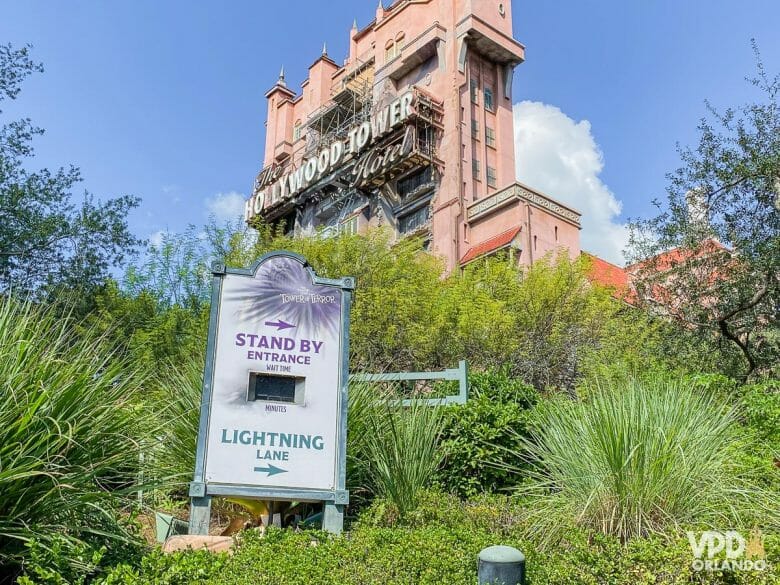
[189,252,353,535]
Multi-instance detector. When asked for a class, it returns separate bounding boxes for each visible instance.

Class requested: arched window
[293,120,302,142]
[385,32,405,62]
[385,39,396,62]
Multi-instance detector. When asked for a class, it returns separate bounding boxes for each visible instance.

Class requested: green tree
[0,44,140,297]
[231,223,450,372]
[627,45,779,379]
[229,223,704,390]
[123,225,214,311]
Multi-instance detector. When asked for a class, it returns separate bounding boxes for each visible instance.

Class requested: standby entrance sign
[189,252,353,535]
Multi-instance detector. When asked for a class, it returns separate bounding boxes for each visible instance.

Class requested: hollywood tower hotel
[245,0,581,271]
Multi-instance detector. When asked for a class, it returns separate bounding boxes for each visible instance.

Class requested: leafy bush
[0,299,152,575]
[96,549,226,585]
[216,225,729,391]
[514,375,779,542]
[738,380,780,448]
[94,493,780,584]
[437,369,538,498]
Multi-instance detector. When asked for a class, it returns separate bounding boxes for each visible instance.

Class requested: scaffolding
[304,60,374,158]
[297,67,445,231]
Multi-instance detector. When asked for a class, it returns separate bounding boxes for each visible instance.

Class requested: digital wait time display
[248,372,304,404]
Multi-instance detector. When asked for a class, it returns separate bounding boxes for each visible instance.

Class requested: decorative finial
[322,42,328,56]
[377,0,383,9]
[278,65,286,85]
[352,18,358,30]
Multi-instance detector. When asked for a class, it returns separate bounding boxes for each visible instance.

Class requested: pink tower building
[246,0,581,271]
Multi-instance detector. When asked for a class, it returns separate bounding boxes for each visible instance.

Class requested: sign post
[188,251,353,535]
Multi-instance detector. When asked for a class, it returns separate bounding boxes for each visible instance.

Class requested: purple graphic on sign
[224,256,341,338]
[265,319,296,331]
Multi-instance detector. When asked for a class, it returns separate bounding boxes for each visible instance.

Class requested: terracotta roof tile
[582,252,636,302]
[626,238,729,273]
[460,226,521,265]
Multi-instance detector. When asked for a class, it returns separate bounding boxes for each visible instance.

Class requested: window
[534,235,537,251]
[339,215,359,236]
[398,167,431,197]
[470,79,479,104]
[418,125,434,154]
[472,158,480,181]
[484,87,494,111]
[471,118,479,139]
[487,166,497,188]
[293,121,302,141]
[399,205,430,234]
[555,226,558,242]
[385,33,404,62]
[385,41,397,62]
[485,126,496,147]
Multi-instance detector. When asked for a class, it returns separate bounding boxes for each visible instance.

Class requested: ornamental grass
[515,375,779,542]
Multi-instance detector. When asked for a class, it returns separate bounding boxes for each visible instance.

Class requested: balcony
[455,15,525,65]
[273,140,292,163]
[376,23,447,83]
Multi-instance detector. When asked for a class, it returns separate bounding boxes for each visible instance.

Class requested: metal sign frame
[188,251,353,535]
[349,360,469,406]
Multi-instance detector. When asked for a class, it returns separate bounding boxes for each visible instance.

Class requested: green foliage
[150,356,204,490]
[437,369,539,498]
[627,44,780,378]
[95,549,226,585]
[93,493,780,584]
[356,384,446,517]
[514,375,779,542]
[16,536,107,585]
[0,44,141,298]
[85,280,208,372]
[239,226,449,373]
[123,226,213,311]
[737,380,780,448]
[223,224,714,392]
[0,298,152,575]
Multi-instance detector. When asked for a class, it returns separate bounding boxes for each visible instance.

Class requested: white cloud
[148,229,166,247]
[513,101,629,265]
[205,191,246,221]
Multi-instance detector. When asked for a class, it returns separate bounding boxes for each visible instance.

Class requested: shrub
[437,369,539,498]
[219,225,728,391]
[514,375,779,542]
[96,549,226,585]
[93,493,780,584]
[0,299,152,575]
[738,380,780,448]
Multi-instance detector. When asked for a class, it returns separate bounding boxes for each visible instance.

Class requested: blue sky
[2,1,778,264]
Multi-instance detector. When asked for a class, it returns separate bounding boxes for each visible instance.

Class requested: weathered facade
[246,0,581,271]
